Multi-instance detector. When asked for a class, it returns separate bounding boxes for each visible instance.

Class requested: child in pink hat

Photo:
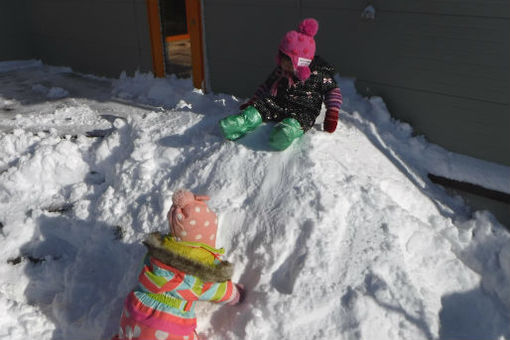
[219,18,343,150]
[112,189,244,340]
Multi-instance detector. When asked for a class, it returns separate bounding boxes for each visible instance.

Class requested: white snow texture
[0,61,509,340]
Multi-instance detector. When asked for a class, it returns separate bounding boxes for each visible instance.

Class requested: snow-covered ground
[0,60,509,340]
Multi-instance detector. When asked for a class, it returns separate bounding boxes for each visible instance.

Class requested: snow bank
[0,63,509,340]
[337,79,510,195]
[1,103,111,135]
[0,60,42,73]
[0,291,55,339]
[32,84,69,99]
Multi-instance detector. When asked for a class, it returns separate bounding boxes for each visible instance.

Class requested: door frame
[185,0,205,90]
[145,0,205,90]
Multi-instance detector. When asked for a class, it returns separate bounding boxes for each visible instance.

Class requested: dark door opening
[146,0,204,88]
[159,0,192,78]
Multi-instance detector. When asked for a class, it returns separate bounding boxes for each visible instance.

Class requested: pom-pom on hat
[168,189,218,247]
[277,18,319,81]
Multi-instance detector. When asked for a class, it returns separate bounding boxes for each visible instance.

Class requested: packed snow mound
[0,63,509,340]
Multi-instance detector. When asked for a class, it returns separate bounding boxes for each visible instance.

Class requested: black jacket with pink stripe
[251,55,341,131]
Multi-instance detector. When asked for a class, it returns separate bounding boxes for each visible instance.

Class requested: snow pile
[345,92,510,195]
[0,291,55,339]
[32,84,69,99]
[114,72,202,110]
[2,104,111,135]
[0,132,88,200]
[0,60,42,73]
[0,62,509,340]
[112,72,243,117]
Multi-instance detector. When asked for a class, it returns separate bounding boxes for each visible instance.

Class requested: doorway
[160,0,191,78]
[145,0,205,89]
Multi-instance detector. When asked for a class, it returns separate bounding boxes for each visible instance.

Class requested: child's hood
[143,232,234,282]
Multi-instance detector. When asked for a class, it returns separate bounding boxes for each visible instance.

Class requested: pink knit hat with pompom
[167,189,218,247]
[277,18,319,81]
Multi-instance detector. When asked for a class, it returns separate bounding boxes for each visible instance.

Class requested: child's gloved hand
[323,108,339,133]
[228,284,245,306]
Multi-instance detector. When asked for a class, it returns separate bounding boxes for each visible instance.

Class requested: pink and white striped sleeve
[323,87,343,133]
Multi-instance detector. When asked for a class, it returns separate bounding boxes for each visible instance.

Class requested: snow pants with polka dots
[111,307,198,340]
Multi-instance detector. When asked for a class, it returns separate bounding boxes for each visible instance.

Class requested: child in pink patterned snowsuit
[112,190,244,340]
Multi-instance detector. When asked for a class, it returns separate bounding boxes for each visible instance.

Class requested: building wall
[29,0,153,77]
[0,0,154,78]
[203,0,510,166]
[0,0,33,60]
[203,0,301,99]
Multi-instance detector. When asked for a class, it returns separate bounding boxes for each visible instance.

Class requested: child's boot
[268,118,304,150]
[219,106,262,140]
